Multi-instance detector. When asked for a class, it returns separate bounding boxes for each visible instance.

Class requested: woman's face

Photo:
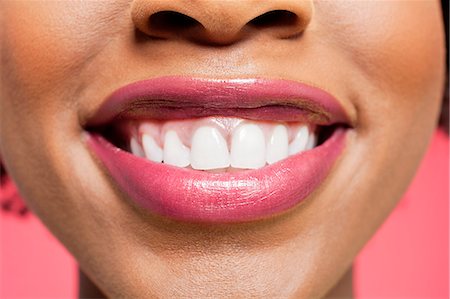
[0,0,445,297]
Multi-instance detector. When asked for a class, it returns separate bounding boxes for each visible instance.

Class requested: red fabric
[1,130,448,298]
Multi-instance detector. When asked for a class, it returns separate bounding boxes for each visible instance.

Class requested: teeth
[191,126,230,170]
[142,134,163,162]
[231,123,266,169]
[130,136,145,157]
[163,130,190,167]
[288,125,309,156]
[305,133,317,150]
[266,125,289,164]
[132,121,319,170]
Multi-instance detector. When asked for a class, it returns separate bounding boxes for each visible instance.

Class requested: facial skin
[0,0,445,298]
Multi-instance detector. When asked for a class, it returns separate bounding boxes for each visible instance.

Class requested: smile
[85,76,351,222]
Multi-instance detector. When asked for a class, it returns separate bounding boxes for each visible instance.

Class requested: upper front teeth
[266,124,289,165]
[191,126,230,170]
[231,124,266,169]
[163,130,190,167]
[131,120,317,171]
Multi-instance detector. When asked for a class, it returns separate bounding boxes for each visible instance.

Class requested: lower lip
[87,128,347,223]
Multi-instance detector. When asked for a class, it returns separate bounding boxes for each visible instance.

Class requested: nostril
[149,11,200,34]
[132,0,312,43]
[249,10,299,29]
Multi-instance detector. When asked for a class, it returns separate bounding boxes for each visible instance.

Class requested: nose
[131,0,313,45]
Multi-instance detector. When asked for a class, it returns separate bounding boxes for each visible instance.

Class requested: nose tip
[131,0,313,45]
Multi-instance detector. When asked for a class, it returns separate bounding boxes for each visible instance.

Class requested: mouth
[85,77,351,223]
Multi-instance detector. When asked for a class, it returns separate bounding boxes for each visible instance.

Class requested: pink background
[1,129,448,298]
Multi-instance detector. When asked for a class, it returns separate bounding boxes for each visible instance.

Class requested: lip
[86,76,350,223]
[85,77,351,126]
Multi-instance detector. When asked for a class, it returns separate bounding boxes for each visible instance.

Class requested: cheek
[318,0,445,106]
[1,1,129,95]
[314,0,445,258]
[360,1,444,100]
[0,1,124,214]
[0,1,132,158]
[317,1,445,190]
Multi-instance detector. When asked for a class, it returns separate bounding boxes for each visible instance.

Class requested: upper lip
[85,76,352,128]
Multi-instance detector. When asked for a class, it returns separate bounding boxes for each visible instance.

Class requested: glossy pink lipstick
[86,77,350,222]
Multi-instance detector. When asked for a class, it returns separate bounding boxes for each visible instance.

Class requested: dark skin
[0,1,446,297]
[78,265,353,297]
